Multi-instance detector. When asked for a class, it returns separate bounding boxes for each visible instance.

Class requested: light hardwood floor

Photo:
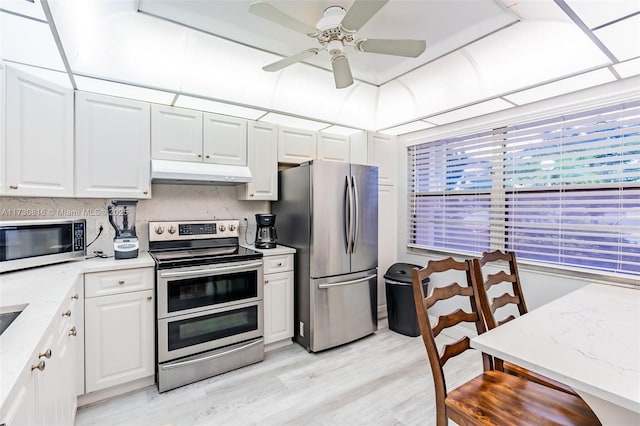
[75,322,483,426]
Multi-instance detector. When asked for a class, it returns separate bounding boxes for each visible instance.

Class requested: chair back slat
[439,336,471,367]
[426,283,474,308]
[485,270,516,287]
[497,314,516,326]
[491,292,521,313]
[433,309,478,338]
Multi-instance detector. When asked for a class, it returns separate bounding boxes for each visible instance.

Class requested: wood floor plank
[75,323,483,426]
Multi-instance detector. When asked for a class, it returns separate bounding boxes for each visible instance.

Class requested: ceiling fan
[249,0,426,89]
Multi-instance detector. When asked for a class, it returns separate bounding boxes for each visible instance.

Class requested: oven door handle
[159,262,263,278]
[159,338,264,370]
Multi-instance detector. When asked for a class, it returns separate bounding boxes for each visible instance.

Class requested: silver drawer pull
[31,361,45,371]
[71,294,79,300]
[69,326,77,337]
[39,349,52,359]
[118,280,125,285]
[62,310,71,317]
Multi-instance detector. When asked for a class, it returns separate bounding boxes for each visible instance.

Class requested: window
[408,100,640,277]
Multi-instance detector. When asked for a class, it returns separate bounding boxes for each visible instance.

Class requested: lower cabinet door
[85,290,154,393]
[264,271,294,345]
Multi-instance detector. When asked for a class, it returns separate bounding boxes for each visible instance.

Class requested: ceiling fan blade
[263,49,320,72]
[331,55,354,89]
[249,2,318,36]
[340,0,388,32]
[356,39,426,57]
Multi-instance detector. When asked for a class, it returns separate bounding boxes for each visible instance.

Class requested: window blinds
[408,99,640,276]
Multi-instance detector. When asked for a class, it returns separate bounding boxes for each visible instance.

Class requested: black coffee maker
[255,214,277,249]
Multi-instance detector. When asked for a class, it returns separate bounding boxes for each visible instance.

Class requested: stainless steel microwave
[0,219,86,273]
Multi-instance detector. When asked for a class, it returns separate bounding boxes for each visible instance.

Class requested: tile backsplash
[1,184,270,256]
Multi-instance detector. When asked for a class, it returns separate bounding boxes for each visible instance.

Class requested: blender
[107,200,139,259]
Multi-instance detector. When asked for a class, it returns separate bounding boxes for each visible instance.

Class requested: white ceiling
[0,0,639,133]
[137,0,519,86]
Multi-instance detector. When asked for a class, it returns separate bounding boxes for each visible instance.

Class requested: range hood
[151,159,252,185]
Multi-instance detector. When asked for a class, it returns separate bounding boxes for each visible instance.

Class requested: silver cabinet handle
[39,349,52,359]
[160,262,263,278]
[69,326,77,336]
[160,339,263,370]
[118,280,125,285]
[71,294,79,300]
[9,185,18,189]
[31,361,45,371]
[62,310,71,317]
[318,274,377,289]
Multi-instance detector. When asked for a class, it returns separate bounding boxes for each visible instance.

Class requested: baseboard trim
[78,376,155,407]
[265,338,293,352]
[377,304,387,320]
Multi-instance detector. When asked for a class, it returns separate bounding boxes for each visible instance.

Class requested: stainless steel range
[148,220,264,392]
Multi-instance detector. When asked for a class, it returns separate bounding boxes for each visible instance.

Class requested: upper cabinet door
[151,105,203,162]
[368,132,397,186]
[238,121,278,201]
[5,66,74,197]
[278,126,317,164]
[75,92,151,199]
[317,133,350,163]
[202,113,247,166]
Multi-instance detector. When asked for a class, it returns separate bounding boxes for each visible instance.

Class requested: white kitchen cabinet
[151,104,203,162]
[1,285,80,426]
[368,132,397,186]
[237,121,278,200]
[75,92,151,198]
[84,268,154,393]
[4,65,74,197]
[349,131,368,165]
[263,253,294,347]
[0,63,5,194]
[278,126,317,164]
[203,112,247,166]
[317,133,350,163]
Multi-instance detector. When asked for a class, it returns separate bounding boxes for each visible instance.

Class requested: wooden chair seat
[503,361,577,396]
[446,370,600,426]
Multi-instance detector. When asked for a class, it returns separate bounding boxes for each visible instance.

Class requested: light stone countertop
[242,244,296,256]
[0,254,155,410]
[471,283,640,424]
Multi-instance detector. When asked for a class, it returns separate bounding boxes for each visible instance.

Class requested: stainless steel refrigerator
[272,160,378,352]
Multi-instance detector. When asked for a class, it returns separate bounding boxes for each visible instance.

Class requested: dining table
[470,283,640,425]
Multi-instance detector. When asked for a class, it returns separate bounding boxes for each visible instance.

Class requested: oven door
[157,300,263,362]
[157,260,263,319]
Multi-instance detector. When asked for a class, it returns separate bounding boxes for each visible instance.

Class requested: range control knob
[155,226,165,235]
[219,224,227,232]
[229,224,236,232]
[168,226,177,234]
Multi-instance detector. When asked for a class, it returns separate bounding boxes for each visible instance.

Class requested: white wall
[0,184,269,257]
[395,76,640,328]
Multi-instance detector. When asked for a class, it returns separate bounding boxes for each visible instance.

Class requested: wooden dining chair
[472,250,577,395]
[412,257,601,426]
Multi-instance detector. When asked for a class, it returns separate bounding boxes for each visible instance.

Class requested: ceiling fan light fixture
[327,39,344,56]
[316,6,346,31]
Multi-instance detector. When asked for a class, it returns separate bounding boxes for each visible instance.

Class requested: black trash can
[384,263,429,337]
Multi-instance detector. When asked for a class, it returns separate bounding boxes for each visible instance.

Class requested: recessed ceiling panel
[138,0,518,86]
[0,12,65,70]
[614,57,640,78]
[564,0,639,29]
[594,14,640,62]
[378,120,435,135]
[427,98,513,125]
[504,68,616,105]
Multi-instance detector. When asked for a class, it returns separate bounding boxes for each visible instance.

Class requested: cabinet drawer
[263,255,293,274]
[85,268,154,298]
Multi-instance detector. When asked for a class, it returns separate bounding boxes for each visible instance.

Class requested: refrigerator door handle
[344,175,352,254]
[351,175,359,254]
[318,274,377,289]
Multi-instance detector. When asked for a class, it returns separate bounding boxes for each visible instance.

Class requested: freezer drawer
[309,270,377,352]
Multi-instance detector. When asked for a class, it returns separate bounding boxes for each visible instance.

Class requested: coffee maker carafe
[255,214,277,249]
[107,200,139,259]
